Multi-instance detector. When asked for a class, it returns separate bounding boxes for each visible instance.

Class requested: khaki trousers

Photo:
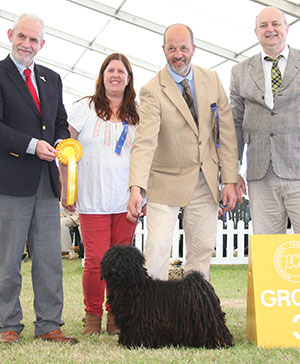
[61,212,80,253]
[144,172,218,280]
[248,165,300,234]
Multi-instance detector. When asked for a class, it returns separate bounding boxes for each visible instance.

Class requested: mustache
[17,46,33,53]
[172,57,186,63]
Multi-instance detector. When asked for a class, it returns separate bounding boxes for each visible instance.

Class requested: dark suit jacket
[0,55,69,197]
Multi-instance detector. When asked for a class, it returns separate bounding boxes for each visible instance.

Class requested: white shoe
[68,251,76,260]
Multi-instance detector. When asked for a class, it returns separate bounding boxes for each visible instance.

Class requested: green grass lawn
[0,258,299,364]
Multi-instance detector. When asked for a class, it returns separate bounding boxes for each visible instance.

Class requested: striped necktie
[264,55,283,97]
[180,79,198,127]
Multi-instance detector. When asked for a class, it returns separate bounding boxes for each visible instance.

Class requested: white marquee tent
[0,0,299,111]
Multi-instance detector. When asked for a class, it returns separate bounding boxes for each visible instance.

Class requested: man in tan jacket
[127,24,238,280]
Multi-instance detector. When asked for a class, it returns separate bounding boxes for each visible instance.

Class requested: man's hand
[236,175,247,203]
[36,140,57,162]
[222,183,237,213]
[127,186,144,223]
[218,206,224,217]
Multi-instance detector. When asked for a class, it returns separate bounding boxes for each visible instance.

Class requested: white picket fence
[134,217,295,265]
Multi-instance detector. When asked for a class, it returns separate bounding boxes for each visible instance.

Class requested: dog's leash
[129,212,140,246]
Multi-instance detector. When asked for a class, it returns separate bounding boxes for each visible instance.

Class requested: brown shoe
[0,331,19,344]
[83,313,102,335]
[36,329,78,343]
[107,312,120,335]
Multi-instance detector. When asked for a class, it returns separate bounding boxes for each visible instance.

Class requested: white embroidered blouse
[68,97,136,214]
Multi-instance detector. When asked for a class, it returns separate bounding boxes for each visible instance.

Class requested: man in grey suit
[230,6,300,234]
[0,14,77,344]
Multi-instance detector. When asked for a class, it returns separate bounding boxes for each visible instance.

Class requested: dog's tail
[178,272,233,349]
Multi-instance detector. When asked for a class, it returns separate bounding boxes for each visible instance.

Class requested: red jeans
[80,213,135,316]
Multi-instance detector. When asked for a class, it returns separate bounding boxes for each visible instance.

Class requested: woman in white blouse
[61,53,139,335]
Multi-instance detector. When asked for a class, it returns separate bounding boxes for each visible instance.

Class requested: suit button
[270,132,275,137]
[271,112,277,116]
[199,141,202,145]
[42,125,46,130]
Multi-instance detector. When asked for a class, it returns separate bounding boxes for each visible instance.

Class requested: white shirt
[261,45,289,109]
[69,98,136,214]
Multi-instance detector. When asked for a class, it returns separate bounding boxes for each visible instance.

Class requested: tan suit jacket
[129,65,238,206]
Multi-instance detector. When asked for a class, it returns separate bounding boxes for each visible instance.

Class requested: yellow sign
[246,234,300,347]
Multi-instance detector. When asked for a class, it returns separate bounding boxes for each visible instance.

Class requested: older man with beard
[127,24,238,281]
[0,14,77,344]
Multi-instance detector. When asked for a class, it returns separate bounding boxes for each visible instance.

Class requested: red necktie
[24,68,41,115]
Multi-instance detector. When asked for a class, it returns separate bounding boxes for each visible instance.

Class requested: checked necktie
[180,79,198,127]
[24,68,42,115]
[264,55,283,97]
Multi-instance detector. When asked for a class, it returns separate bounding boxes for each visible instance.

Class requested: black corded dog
[101,245,233,349]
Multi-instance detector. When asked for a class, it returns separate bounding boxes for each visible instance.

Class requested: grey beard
[169,61,191,77]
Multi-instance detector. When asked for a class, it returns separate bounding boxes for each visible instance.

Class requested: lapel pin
[40,76,46,82]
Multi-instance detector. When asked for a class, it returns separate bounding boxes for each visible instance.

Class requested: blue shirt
[9,53,40,97]
[166,64,198,114]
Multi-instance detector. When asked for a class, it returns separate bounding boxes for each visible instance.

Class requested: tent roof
[1,0,299,111]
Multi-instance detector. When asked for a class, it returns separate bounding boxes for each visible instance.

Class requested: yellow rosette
[56,138,82,206]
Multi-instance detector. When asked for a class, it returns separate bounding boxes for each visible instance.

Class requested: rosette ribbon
[56,138,83,205]
[211,103,220,148]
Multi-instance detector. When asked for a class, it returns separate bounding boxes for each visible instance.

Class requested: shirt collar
[166,64,193,84]
[261,45,289,62]
[9,53,35,75]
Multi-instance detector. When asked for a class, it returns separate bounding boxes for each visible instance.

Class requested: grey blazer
[230,47,300,181]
